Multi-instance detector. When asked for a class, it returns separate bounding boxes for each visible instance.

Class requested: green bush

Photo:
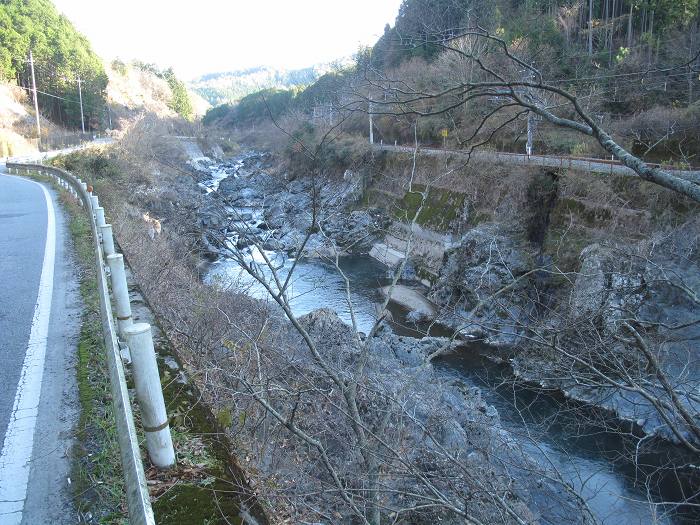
[236,88,295,123]
[163,69,193,121]
[111,59,127,76]
[203,104,232,125]
[52,149,121,181]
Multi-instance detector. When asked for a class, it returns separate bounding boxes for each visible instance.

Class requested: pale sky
[52,0,403,80]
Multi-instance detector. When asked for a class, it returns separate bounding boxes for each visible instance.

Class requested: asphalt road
[0,165,81,524]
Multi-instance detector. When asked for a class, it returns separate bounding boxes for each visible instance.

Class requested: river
[202,156,697,525]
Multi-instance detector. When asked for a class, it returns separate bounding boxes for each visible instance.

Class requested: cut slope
[0,82,44,156]
[107,63,209,128]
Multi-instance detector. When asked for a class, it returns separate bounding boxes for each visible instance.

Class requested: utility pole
[77,76,86,133]
[369,101,374,145]
[28,50,41,142]
[523,66,541,156]
[526,112,535,156]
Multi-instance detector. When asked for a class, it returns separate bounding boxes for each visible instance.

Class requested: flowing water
[435,351,698,525]
[202,159,697,525]
[208,251,394,333]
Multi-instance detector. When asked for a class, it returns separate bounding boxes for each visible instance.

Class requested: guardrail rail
[376,144,700,182]
[6,161,162,525]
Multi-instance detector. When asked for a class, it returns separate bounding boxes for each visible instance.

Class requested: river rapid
[199,153,696,525]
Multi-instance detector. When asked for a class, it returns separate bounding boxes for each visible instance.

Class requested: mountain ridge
[189,60,352,106]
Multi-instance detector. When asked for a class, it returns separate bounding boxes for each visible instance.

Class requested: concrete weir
[380,285,437,319]
[369,242,406,267]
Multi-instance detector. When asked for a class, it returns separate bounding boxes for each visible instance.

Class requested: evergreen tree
[0,0,108,130]
[163,68,193,121]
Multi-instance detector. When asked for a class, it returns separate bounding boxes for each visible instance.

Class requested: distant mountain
[189,63,348,106]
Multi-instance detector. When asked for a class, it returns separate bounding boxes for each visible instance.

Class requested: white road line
[0,180,55,525]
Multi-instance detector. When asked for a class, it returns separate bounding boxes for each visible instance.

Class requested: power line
[549,64,698,85]
[14,81,108,125]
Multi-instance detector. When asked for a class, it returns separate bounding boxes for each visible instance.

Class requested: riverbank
[53,131,699,523]
[189,150,609,523]
[186,145,700,523]
[192,145,700,523]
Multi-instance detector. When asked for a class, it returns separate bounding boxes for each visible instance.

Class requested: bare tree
[187,108,618,524]
[350,28,700,202]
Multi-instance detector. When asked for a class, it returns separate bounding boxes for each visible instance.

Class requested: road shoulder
[21,182,81,525]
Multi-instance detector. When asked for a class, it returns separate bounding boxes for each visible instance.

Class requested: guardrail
[376,144,700,183]
[6,161,174,525]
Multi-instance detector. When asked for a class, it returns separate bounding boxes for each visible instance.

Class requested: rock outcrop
[290,308,590,524]
[429,224,534,347]
[196,153,389,258]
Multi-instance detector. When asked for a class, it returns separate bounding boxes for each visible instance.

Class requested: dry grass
[106,64,177,125]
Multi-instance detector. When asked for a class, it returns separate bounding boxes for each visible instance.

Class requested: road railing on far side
[375,144,700,183]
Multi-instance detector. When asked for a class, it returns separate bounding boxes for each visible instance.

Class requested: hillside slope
[107,61,210,128]
[190,63,347,105]
[1,0,107,130]
[204,0,700,166]
[0,81,71,156]
[0,83,34,156]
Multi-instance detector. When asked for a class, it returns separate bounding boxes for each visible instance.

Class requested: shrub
[203,104,232,126]
[111,59,127,76]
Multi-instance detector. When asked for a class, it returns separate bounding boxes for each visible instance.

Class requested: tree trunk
[609,0,617,65]
[690,23,698,105]
[627,0,633,47]
[648,9,655,64]
[589,0,594,55]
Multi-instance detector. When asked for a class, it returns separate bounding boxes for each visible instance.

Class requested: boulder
[429,224,533,347]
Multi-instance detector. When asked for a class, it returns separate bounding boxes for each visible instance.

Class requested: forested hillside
[125,61,197,120]
[0,0,107,131]
[373,0,699,70]
[190,65,329,106]
[0,0,204,136]
[205,0,700,166]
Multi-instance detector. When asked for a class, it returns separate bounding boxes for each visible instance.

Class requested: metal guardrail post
[123,323,176,468]
[101,224,116,257]
[6,161,156,524]
[95,207,106,243]
[95,207,106,228]
[106,254,133,336]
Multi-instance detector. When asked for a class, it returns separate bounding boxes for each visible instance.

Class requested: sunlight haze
[2,2,700,524]
[51,0,403,79]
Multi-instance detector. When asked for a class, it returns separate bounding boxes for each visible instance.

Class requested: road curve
[0,166,81,524]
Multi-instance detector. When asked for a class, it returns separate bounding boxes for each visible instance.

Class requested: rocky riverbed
[189,151,390,259]
[184,148,699,523]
